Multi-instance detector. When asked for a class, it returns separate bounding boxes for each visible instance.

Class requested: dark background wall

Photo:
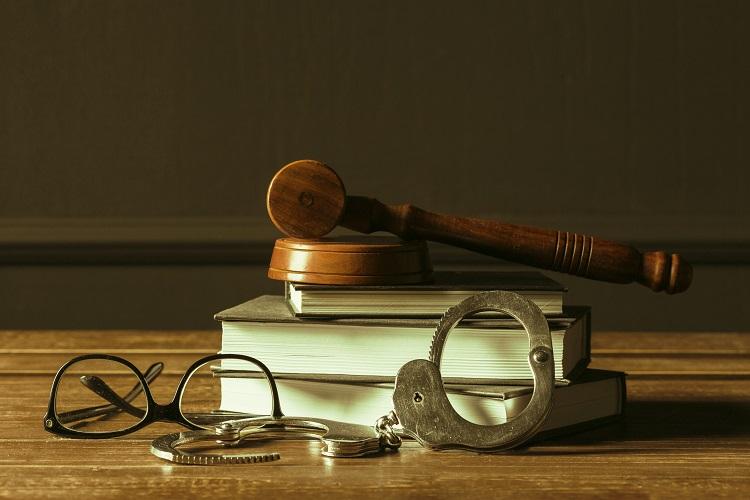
[1,0,748,330]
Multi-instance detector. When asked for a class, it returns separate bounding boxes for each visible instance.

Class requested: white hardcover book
[217,369,625,434]
[286,271,566,317]
[216,296,591,383]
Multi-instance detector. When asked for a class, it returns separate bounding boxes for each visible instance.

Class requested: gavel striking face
[267,160,692,293]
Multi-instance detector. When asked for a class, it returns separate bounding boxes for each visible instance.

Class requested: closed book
[217,369,625,436]
[215,295,590,384]
[286,270,566,317]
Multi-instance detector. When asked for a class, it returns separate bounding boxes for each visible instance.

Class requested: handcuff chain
[375,410,402,449]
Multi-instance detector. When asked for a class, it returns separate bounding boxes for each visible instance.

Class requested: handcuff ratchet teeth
[150,415,391,464]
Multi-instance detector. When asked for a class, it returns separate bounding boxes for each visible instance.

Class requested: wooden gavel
[267,160,692,293]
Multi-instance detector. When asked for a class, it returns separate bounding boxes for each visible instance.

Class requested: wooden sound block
[268,236,433,285]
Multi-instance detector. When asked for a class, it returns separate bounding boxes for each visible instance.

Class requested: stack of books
[214,270,625,439]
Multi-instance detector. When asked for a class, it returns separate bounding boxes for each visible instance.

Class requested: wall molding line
[0,216,746,265]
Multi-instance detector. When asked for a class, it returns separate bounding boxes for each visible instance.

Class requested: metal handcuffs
[150,291,555,463]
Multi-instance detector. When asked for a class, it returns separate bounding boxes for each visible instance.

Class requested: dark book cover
[215,294,585,330]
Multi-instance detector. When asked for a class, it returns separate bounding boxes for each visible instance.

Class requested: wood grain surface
[0,330,748,498]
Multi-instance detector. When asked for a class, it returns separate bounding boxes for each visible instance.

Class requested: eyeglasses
[43,353,282,439]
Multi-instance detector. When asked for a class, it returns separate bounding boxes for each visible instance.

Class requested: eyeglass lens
[55,358,148,433]
[181,357,272,427]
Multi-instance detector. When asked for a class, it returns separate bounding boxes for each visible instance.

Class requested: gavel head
[266,160,347,238]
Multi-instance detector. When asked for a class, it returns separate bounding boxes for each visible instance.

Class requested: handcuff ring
[392,290,555,452]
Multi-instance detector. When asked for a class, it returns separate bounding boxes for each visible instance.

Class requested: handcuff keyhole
[533,349,549,364]
[413,392,424,403]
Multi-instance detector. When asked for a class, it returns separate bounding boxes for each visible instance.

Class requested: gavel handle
[341,196,692,294]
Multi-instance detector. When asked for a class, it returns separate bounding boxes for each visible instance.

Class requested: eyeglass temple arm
[78,375,146,418]
[56,362,163,424]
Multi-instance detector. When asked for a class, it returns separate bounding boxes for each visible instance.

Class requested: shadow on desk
[619,400,750,439]
[523,400,750,456]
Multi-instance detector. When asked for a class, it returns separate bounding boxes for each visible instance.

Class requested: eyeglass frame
[43,353,282,439]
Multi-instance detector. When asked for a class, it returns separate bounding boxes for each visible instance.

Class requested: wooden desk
[1,330,748,498]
